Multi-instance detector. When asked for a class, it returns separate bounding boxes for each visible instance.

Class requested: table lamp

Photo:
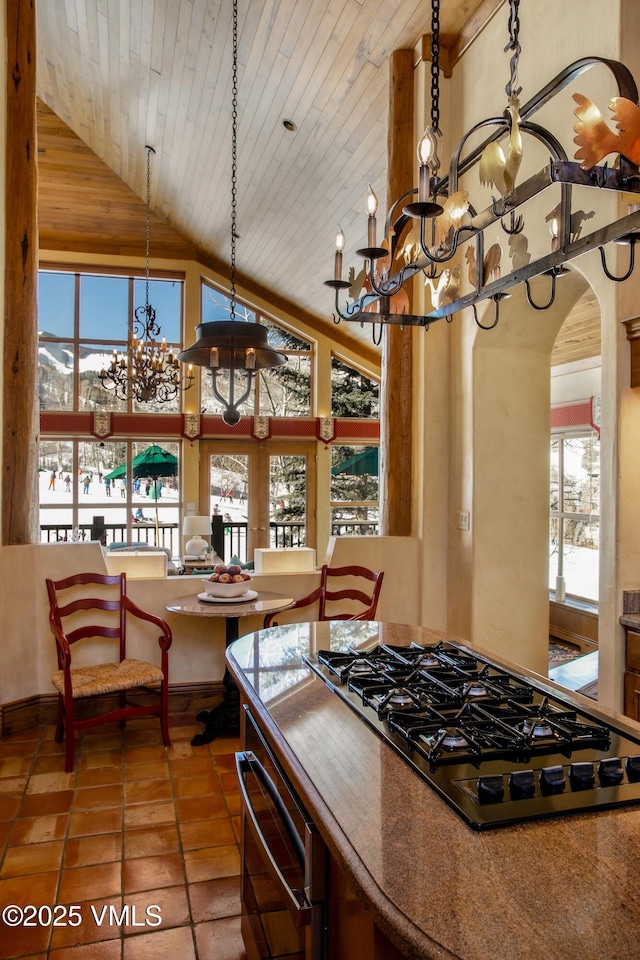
[183,516,211,557]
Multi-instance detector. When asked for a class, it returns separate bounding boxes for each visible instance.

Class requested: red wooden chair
[46,572,172,772]
[263,564,384,628]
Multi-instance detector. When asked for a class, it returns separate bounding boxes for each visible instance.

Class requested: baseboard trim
[0,681,224,740]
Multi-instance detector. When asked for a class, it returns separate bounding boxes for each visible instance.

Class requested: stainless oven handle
[236,751,312,927]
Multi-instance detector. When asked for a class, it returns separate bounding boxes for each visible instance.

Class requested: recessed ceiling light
[282,119,297,132]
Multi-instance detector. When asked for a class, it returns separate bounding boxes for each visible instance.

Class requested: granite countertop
[227,621,640,960]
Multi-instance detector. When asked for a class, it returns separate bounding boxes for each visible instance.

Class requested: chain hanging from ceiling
[100,146,194,403]
[178,0,286,427]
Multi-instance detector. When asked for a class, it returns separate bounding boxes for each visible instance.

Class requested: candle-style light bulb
[210,346,220,369]
[549,217,559,253]
[417,128,435,203]
[366,185,378,247]
[334,226,345,281]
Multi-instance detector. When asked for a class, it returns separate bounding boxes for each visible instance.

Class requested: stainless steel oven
[236,705,327,960]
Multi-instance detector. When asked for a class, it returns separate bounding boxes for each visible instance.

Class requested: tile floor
[0,715,247,959]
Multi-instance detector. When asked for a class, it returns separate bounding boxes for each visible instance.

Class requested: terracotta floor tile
[35,738,67,757]
[123,744,167,764]
[76,766,123,789]
[48,897,122,951]
[188,875,242,922]
[123,760,168,782]
[168,755,216,778]
[220,771,240,793]
[0,839,64,877]
[49,941,122,959]
[175,793,227,822]
[122,924,195,960]
[26,772,75,795]
[0,756,32,778]
[184,845,241,884]
[122,853,185,894]
[10,813,69,845]
[0,911,52,957]
[68,807,123,838]
[0,820,12,851]
[0,776,27,796]
[58,861,122,903]
[211,751,237,773]
[180,816,235,851]
[123,779,172,806]
[123,801,175,830]
[194,915,247,960]
[20,790,74,818]
[167,739,200,760]
[121,729,164,748]
[64,832,123,868]
[82,732,125,751]
[207,736,242,756]
[74,785,125,810]
[0,740,35,759]
[0,795,21,820]
[31,754,72,775]
[0,868,59,898]
[225,793,241,816]
[78,749,123,770]
[124,885,190,933]
[231,815,241,843]
[172,773,221,799]
[123,824,180,860]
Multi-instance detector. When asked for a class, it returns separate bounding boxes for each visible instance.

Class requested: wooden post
[3,0,39,545]
[381,49,414,537]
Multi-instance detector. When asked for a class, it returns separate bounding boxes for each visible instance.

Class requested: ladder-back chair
[46,572,172,772]
[263,564,384,628]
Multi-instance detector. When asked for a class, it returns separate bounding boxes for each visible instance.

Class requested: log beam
[3,0,39,544]
[381,49,414,537]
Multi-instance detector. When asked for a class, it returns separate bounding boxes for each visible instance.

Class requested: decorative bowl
[200,577,252,598]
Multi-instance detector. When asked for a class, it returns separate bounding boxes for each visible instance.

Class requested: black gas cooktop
[303,640,640,830]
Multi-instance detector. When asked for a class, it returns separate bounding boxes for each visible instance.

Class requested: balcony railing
[39,517,380,564]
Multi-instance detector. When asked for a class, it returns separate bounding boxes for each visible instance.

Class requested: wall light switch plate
[457,511,470,530]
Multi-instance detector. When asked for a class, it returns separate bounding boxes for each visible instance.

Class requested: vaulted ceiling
[35,0,600,365]
[35,0,507,348]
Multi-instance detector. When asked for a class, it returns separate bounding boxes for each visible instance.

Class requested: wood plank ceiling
[35,0,600,364]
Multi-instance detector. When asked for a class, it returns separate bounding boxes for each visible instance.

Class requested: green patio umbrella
[331,446,379,477]
[105,444,178,540]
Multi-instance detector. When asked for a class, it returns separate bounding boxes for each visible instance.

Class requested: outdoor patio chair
[46,571,172,772]
[263,563,384,628]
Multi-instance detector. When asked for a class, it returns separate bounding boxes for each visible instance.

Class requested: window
[38,269,185,414]
[39,439,182,557]
[330,357,379,418]
[330,444,379,536]
[200,281,312,417]
[550,432,600,602]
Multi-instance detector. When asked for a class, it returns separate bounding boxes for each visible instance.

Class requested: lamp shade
[183,515,212,557]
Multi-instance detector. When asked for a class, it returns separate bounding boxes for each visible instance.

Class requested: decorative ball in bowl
[201,564,252,598]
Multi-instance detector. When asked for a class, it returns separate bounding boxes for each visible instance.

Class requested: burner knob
[540,765,566,795]
[626,756,640,783]
[598,758,624,786]
[509,769,536,800]
[477,775,504,804]
[569,762,596,791]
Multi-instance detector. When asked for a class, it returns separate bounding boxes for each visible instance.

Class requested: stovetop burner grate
[306,641,640,829]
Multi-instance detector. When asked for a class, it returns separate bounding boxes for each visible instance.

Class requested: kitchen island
[227,620,640,960]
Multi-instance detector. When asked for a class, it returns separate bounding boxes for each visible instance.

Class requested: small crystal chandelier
[178,0,286,426]
[100,145,194,403]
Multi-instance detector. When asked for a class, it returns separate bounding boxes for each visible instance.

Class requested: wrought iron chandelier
[326,0,640,340]
[100,146,194,403]
[178,0,286,426]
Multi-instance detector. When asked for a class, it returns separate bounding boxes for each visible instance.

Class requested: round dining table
[166,589,294,745]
